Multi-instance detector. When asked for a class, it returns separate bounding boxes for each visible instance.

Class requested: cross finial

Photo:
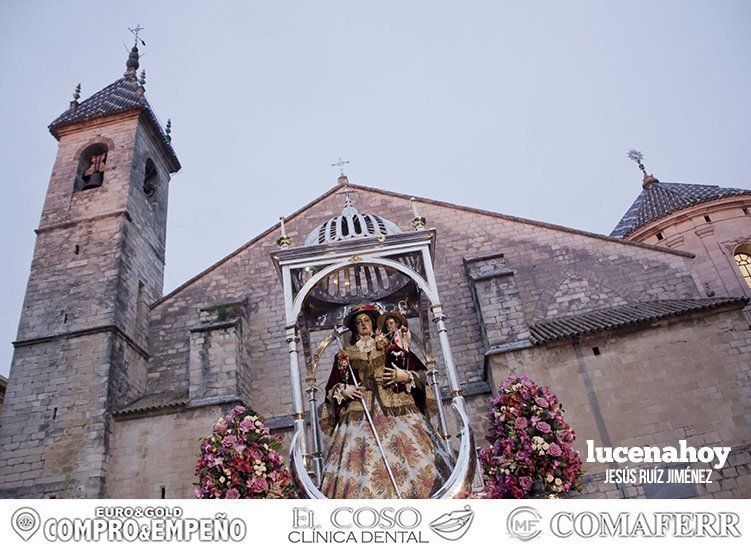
[627,149,647,176]
[331,157,350,176]
[129,25,146,48]
[340,186,356,208]
[124,26,144,78]
[627,148,659,187]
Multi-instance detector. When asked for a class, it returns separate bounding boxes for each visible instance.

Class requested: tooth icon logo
[429,505,474,541]
[11,507,41,542]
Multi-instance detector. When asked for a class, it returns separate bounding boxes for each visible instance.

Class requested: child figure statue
[377,311,412,373]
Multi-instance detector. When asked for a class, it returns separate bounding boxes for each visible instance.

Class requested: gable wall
[145,185,701,421]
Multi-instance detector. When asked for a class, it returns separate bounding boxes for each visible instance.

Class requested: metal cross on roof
[129,25,146,47]
[340,186,357,208]
[331,157,350,176]
[627,148,647,176]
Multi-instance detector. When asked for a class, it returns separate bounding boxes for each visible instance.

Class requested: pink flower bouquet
[194,405,298,498]
[478,375,582,498]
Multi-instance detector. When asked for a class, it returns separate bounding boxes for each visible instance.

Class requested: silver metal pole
[420,248,462,394]
[418,298,454,459]
[426,361,455,461]
[282,268,308,460]
[305,378,324,486]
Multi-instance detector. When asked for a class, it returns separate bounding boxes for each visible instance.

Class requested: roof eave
[47,106,180,173]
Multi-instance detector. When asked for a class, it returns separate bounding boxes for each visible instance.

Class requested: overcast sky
[1,1,749,378]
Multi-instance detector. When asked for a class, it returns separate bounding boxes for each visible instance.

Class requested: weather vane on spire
[331,157,350,176]
[124,26,145,78]
[129,25,146,48]
[627,148,659,187]
[627,149,647,175]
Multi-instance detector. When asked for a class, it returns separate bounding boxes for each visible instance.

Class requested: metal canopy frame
[270,229,477,498]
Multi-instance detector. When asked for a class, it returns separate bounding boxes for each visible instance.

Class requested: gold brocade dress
[320,336,453,498]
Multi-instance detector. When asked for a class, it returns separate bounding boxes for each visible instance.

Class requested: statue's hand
[383,367,410,386]
[341,385,365,401]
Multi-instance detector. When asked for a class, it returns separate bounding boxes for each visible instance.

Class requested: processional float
[270,183,480,498]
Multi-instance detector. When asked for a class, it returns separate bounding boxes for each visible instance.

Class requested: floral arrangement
[477,375,582,498]
[194,405,298,499]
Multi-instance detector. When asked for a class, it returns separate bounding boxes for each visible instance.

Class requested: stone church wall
[107,404,235,498]
[488,306,751,499]
[146,185,702,425]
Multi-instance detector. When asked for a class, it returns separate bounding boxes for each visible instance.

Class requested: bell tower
[0,32,180,498]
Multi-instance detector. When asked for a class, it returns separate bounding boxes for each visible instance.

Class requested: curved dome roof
[304,194,402,246]
[610,178,751,238]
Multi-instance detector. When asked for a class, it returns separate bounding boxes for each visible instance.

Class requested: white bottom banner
[0,499,747,544]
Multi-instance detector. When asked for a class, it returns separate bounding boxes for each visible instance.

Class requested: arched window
[75,143,108,191]
[143,158,158,200]
[734,248,751,289]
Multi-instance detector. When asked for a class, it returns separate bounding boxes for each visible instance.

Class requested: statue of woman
[320,304,453,498]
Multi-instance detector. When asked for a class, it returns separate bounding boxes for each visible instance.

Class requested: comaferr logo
[507,506,542,541]
[505,508,742,540]
[550,511,742,538]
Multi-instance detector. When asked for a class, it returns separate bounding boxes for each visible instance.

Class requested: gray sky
[1,1,750,378]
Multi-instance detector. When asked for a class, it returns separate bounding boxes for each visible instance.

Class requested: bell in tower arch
[77,143,108,191]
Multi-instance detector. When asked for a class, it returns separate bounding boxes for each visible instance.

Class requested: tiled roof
[113,390,188,416]
[48,77,180,171]
[529,297,747,345]
[610,181,751,238]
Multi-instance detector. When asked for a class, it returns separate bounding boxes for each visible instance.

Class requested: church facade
[1,47,750,500]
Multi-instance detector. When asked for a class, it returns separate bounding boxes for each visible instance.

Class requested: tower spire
[69,83,81,111]
[124,25,145,79]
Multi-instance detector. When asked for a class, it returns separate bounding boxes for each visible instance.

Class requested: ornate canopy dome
[304,188,402,246]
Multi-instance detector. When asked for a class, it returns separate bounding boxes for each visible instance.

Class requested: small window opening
[592,346,601,356]
[143,158,158,200]
[52,407,58,420]
[656,232,664,241]
[734,250,751,289]
[49,495,57,499]
[74,244,80,255]
[160,486,166,499]
[76,143,108,191]
[352,215,363,235]
[136,281,148,340]
[63,313,68,324]
[704,215,711,223]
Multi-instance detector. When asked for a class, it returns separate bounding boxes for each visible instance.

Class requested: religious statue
[378,310,412,372]
[320,304,453,498]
